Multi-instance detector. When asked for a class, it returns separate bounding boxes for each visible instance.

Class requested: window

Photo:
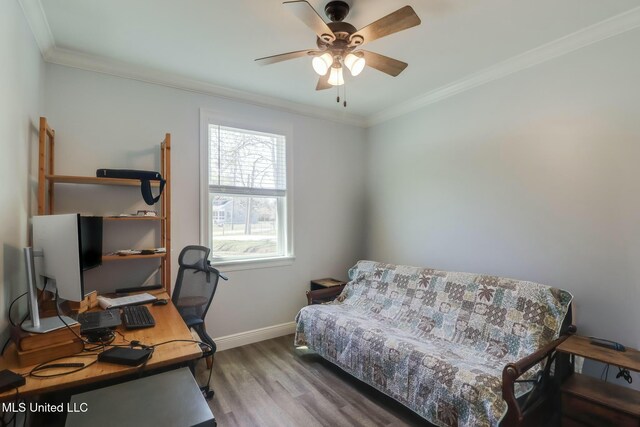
[200,113,292,266]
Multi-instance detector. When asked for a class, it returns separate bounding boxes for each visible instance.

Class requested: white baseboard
[214,321,296,352]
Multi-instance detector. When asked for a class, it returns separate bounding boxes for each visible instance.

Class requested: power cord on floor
[600,363,610,382]
[149,339,215,396]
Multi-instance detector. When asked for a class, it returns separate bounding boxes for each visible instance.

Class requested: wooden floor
[196,334,431,427]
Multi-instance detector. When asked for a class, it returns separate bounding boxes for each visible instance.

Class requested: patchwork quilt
[295,261,572,427]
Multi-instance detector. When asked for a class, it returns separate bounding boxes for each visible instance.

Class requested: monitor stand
[22,247,79,334]
[21,316,78,334]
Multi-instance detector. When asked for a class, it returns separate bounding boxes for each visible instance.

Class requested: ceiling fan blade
[284,1,336,43]
[316,73,331,90]
[361,50,408,77]
[349,6,421,46]
[255,49,318,65]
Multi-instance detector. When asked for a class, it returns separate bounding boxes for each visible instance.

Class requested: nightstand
[557,335,640,426]
[306,278,346,305]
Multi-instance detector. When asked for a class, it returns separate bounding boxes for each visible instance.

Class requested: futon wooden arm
[306,285,346,305]
[501,325,576,426]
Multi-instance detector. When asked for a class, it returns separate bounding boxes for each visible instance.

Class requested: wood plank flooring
[196,334,431,427]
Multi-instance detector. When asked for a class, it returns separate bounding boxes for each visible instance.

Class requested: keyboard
[97,292,157,309]
[78,309,122,333]
[122,305,156,329]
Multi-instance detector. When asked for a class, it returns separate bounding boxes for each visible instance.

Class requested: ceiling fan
[255,1,421,103]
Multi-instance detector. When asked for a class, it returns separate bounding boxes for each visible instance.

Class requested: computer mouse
[153,299,168,306]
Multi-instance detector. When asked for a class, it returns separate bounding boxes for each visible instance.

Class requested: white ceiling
[37,0,640,119]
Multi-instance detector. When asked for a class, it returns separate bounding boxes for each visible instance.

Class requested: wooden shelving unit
[37,117,172,293]
[102,253,167,262]
[104,216,166,221]
[45,175,162,187]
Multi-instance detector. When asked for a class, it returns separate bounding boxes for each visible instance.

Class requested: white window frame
[199,109,294,271]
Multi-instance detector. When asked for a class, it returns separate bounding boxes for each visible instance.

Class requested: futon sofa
[295,261,574,427]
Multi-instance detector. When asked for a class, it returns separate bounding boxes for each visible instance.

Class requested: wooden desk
[557,335,640,426]
[0,292,201,401]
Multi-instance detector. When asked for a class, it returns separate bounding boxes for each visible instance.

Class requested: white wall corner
[367,5,640,127]
[213,321,297,352]
[18,0,55,57]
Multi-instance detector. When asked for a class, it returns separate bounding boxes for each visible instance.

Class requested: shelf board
[561,373,640,416]
[103,253,166,261]
[104,216,165,221]
[557,335,640,372]
[46,175,160,187]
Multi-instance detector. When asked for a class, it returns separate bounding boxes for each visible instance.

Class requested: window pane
[209,125,286,191]
[210,194,282,259]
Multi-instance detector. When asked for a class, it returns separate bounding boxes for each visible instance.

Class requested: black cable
[3,280,52,355]
[617,367,633,384]
[601,363,610,381]
[8,292,27,327]
[1,337,11,356]
[53,289,97,350]
[114,329,130,343]
[204,356,214,393]
[148,339,213,351]
[0,389,20,427]
[28,353,100,379]
[83,335,115,353]
[147,339,215,392]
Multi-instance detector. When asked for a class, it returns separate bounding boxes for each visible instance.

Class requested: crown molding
[17,0,55,56]
[367,6,640,126]
[18,0,367,127]
[19,0,640,128]
[45,47,367,127]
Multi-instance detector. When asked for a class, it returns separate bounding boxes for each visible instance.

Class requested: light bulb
[327,66,344,86]
[312,53,333,76]
[344,53,366,76]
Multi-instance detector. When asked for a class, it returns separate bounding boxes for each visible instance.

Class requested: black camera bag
[96,169,165,205]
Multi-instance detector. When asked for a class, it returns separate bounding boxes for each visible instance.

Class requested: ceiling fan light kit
[327,66,344,86]
[344,52,365,76]
[255,0,421,105]
[312,52,333,75]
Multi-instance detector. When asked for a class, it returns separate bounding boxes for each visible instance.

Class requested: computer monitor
[22,214,103,333]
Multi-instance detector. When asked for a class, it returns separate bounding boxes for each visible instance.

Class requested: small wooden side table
[306,278,347,305]
[557,335,640,426]
[310,278,347,291]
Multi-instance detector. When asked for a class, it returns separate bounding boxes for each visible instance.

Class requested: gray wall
[0,0,45,343]
[366,29,640,387]
[44,64,367,338]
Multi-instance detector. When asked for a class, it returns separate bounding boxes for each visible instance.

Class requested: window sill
[211,256,295,272]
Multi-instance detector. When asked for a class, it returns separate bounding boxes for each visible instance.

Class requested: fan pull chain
[336,83,340,103]
[343,78,347,108]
